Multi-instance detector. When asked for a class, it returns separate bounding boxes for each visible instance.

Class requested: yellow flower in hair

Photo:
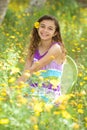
[34,22,40,28]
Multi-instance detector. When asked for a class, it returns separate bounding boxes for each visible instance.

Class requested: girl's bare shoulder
[49,43,62,54]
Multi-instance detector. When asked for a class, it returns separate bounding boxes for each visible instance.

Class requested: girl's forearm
[16,75,27,85]
[17,72,31,85]
[29,62,42,74]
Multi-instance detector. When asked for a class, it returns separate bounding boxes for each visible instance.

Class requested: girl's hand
[16,72,30,85]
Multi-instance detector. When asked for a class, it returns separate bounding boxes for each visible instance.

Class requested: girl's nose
[43,27,48,32]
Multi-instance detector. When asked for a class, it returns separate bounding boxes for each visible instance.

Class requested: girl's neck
[38,39,53,56]
[39,39,53,49]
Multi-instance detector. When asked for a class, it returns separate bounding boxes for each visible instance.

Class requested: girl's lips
[40,33,48,37]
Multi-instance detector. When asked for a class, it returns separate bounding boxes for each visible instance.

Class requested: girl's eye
[40,24,55,31]
[40,25,45,28]
[48,28,53,30]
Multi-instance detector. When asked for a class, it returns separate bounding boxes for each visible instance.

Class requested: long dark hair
[28,15,66,60]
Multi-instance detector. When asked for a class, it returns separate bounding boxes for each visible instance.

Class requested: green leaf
[61,55,78,94]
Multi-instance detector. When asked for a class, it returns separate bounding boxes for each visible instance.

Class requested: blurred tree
[77,0,87,7]
[26,0,46,14]
[0,0,10,25]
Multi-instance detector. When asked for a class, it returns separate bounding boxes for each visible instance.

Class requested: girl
[17,15,66,102]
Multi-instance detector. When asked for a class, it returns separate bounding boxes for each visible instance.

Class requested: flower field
[0,0,87,130]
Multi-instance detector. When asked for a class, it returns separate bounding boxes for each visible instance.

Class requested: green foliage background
[0,0,87,129]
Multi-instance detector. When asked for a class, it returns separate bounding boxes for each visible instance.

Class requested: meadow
[0,0,87,129]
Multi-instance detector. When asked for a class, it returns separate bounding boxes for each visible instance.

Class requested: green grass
[0,0,87,129]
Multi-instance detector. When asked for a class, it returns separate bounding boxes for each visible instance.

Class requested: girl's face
[38,20,57,41]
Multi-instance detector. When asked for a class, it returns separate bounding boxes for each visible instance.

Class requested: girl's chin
[40,37,50,40]
[41,39,50,41]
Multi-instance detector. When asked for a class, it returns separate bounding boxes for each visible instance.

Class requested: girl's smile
[38,20,56,40]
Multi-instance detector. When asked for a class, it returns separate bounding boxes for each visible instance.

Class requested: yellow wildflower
[50,55,55,59]
[34,71,40,76]
[85,123,87,128]
[8,77,16,83]
[39,76,44,81]
[62,110,71,119]
[80,90,86,96]
[17,81,27,88]
[80,82,84,86]
[77,48,81,51]
[72,15,76,20]
[30,88,35,93]
[77,104,83,109]
[44,104,53,112]
[59,104,66,110]
[34,102,43,113]
[55,94,71,104]
[19,58,25,63]
[6,33,9,36]
[10,35,15,39]
[1,90,7,96]
[24,72,30,78]
[33,124,39,130]
[78,72,82,77]
[17,15,22,19]
[54,111,60,115]
[83,76,87,80]
[0,97,5,101]
[0,83,7,87]
[34,22,40,28]
[50,79,59,88]
[35,112,40,117]
[11,67,20,74]
[72,123,80,129]
[84,117,87,121]
[72,49,75,52]
[17,95,28,105]
[70,100,77,106]
[78,109,84,114]
[80,37,85,41]
[0,118,9,124]
[30,116,38,124]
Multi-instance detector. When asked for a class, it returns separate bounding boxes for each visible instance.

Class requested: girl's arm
[17,56,33,84]
[29,44,63,74]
